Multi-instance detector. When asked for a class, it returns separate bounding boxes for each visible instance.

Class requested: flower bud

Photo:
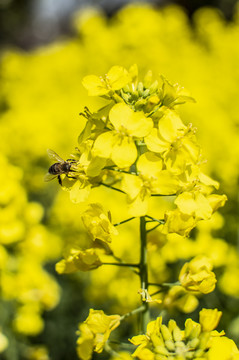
[161,324,173,341]
[149,80,159,93]
[155,345,169,356]
[165,340,175,352]
[137,81,144,95]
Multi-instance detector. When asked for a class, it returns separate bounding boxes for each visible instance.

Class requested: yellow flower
[81,203,118,243]
[145,108,200,173]
[82,65,131,96]
[162,208,198,236]
[76,309,120,359]
[55,248,102,273]
[179,255,217,294]
[93,103,153,168]
[175,190,213,220]
[122,152,180,216]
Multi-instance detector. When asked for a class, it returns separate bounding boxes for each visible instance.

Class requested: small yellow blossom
[145,108,200,173]
[93,103,153,168]
[81,203,118,243]
[179,255,217,294]
[76,309,120,359]
[82,65,131,96]
[122,152,180,216]
[55,248,102,273]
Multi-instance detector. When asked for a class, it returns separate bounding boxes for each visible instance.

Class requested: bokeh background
[1,0,239,359]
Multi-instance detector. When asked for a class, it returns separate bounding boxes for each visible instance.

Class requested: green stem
[146,223,161,233]
[120,305,146,321]
[102,262,139,268]
[100,182,126,194]
[139,216,149,333]
[113,217,136,227]
[145,215,165,224]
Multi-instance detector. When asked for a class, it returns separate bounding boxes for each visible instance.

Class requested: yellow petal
[93,132,115,158]
[107,65,131,90]
[121,174,142,199]
[112,137,137,168]
[145,128,169,153]
[152,170,179,195]
[137,152,163,177]
[158,109,186,142]
[82,75,109,96]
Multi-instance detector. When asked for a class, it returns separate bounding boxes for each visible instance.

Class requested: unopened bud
[137,82,144,95]
[175,341,185,349]
[165,340,175,352]
[142,89,150,98]
[187,337,200,349]
[135,98,147,110]
[149,80,159,93]
[189,325,201,340]
[155,345,169,356]
[194,348,204,357]
[172,326,183,342]
[161,324,173,341]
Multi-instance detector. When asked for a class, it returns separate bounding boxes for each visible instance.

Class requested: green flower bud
[194,348,205,357]
[155,345,169,356]
[175,341,185,349]
[189,324,201,340]
[149,80,159,94]
[120,92,130,102]
[187,337,200,349]
[142,89,150,97]
[137,81,144,95]
[161,324,173,341]
[173,326,183,342]
[135,98,147,110]
[165,340,175,352]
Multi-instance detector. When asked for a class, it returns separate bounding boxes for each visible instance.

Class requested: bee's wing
[47,149,64,162]
[44,172,58,182]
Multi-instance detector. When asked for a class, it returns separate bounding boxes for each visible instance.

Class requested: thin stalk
[151,193,177,197]
[139,216,149,333]
[146,223,161,233]
[120,305,146,321]
[145,215,165,223]
[111,253,140,275]
[113,217,136,227]
[102,262,139,268]
[104,167,138,175]
[100,183,126,194]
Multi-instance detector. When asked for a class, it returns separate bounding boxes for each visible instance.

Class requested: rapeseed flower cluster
[50,66,232,359]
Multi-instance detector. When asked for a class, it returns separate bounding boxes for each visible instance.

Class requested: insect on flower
[44,149,77,185]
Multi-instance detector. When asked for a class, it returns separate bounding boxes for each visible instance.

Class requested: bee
[44,149,77,185]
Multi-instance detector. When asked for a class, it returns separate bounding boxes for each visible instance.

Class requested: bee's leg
[58,175,62,186]
[67,158,77,162]
[66,174,77,180]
